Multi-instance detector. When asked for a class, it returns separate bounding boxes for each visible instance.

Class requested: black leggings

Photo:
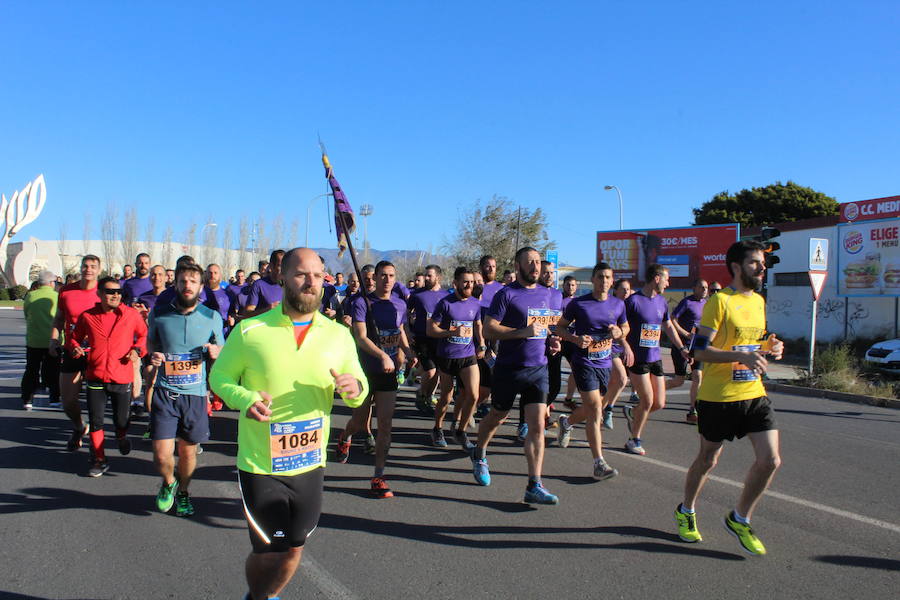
[86,381,132,434]
[21,346,60,403]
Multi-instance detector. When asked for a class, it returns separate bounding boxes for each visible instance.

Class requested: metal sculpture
[1,174,47,285]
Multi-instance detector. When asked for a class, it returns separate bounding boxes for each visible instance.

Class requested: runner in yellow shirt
[674,240,784,555]
[210,247,368,600]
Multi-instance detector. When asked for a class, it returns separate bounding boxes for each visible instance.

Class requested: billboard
[839,196,900,223]
[596,224,740,290]
[836,217,900,297]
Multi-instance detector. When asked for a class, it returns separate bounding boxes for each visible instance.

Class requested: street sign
[808,271,828,301]
[546,250,559,288]
[809,238,828,271]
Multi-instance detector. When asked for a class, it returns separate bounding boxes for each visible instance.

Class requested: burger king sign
[837,216,900,297]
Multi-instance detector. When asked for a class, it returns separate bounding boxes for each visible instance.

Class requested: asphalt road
[1,309,898,600]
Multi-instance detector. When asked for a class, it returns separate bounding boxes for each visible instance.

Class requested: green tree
[692,181,839,228]
[443,195,555,271]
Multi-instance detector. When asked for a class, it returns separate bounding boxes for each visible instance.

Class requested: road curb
[765,381,900,409]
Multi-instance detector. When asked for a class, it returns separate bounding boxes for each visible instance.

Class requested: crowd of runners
[18,239,785,599]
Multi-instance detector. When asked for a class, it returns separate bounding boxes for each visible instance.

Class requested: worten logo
[702,253,726,261]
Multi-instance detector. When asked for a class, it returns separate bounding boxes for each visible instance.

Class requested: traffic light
[760,227,781,269]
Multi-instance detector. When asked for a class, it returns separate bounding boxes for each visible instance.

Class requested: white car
[864,339,900,375]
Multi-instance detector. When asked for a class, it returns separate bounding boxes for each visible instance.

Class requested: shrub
[7,285,28,300]
[0,288,9,301]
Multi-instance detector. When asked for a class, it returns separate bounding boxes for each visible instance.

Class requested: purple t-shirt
[136,289,165,312]
[226,282,247,305]
[625,291,670,364]
[672,295,706,335]
[563,293,627,369]
[487,282,557,368]
[392,282,411,301]
[409,288,448,337]
[431,294,481,359]
[122,276,153,306]
[351,293,408,372]
[247,277,282,312]
[479,280,503,318]
[204,286,231,322]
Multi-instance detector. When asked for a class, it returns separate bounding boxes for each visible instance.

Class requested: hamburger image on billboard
[885,263,900,288]
[843,253,881,289]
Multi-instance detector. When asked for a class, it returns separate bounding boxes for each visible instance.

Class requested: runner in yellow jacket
[210,247,367,600]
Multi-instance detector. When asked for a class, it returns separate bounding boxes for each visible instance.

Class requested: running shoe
[629,391,639,404]
[414,390,429,414]
[524,484,559,505]
[142,427,151,441]
[430,428,447,448]
[622,404,634,435]
[363,434,376,455]
[117,436,132,455]
[453,430,475,452]
[196,444,203,455]
[563,397,578,411]
[557,415,572,448]
[371,477,394,499]
[625,438,646,455]
[130,401,146,417]
[517,422,528,442]
[472,457,491,486]
[602,407,614,430]
[23,401,33,411]
[592,458,618,481]
[67,424,89,452]
[175,491,195,517]
[156,480,179,513]
[724,512,766,555]
[88,460,109,478]
[48,400,62,409]
[475,403,491,419]
[674,505,702,542]
[334,432,351,463]
[685,409,699,424]
[545,403,557,429]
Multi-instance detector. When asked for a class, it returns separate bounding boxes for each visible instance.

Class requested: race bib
[527,308,561,339]
[587,335,613,361]
[731,344,762,381]
[639,323,661,348]
[269,418,324,472]
[377,327,401,357]
[164,351,203,385]
[449,320,474,345]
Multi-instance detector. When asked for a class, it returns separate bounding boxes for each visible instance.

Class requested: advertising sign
[839,196,900,223]
[837,217,900,297]
[596,224,740,290]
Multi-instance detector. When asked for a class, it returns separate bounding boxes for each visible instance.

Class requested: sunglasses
[103,289,123,295]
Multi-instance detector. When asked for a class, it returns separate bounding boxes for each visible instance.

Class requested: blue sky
[3,1,898,267]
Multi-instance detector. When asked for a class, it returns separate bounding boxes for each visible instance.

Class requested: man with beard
[471,247,562,505]
[408,265,447,417]
[122,253,153,305]
[210,248,367,600]
[675,240,784,555]
[148,263,224,517]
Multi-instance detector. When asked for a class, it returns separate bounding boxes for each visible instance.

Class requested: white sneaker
[625,438,646,455]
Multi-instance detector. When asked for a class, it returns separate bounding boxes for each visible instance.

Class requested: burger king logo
[843,230,864,254]
[843,202,860,221]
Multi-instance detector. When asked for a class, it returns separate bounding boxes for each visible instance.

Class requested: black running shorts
[697,396,776,443]
[239,467,324,553]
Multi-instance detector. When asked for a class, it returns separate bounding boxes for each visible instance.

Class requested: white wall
[765,226,898,342]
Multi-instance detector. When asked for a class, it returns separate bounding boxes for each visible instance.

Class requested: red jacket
[68,304,148,384]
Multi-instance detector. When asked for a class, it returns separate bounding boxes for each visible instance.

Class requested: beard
[176,290,200,309]
[518,268,538,285]
[740,267,764,291]
[285,286,320,314]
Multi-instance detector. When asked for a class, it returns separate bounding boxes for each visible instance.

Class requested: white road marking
[618,453,900,534]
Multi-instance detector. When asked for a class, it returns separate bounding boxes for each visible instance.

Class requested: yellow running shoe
[724,512,766,555]
[674,505,702,542]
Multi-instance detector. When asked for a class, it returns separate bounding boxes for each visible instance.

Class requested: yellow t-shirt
[696,287,767,403]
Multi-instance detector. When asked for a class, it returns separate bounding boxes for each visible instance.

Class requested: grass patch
[0,300,23,308]
[794,343,899,399]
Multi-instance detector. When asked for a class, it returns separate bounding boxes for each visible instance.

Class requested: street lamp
[360,204,373,263]
[603,185,624,230]
[305,193,333,247]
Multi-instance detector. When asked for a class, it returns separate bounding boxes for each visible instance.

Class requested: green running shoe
[674,505,702,542]
[156,480,179,513]
[724,512,766,555]
[175,491,195,517]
